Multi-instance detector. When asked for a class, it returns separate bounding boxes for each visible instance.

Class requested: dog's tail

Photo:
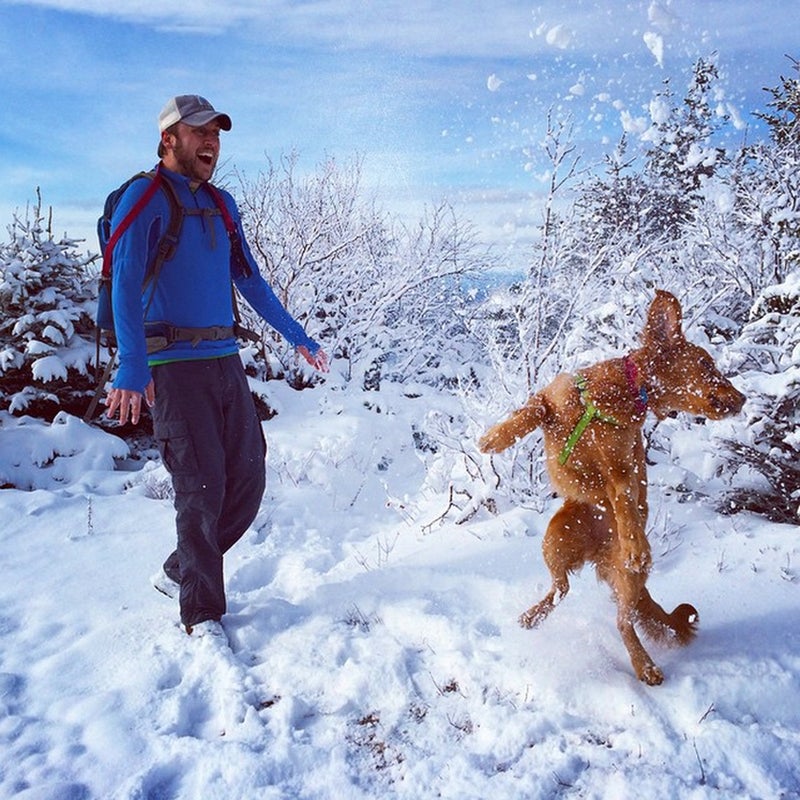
[478,397,548,454]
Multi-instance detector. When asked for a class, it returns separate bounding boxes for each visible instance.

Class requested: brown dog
[479,290,745,684]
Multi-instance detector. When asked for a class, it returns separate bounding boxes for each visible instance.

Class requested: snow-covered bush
[235,153,490,393]
[0,410,128,490]
[0,193,96,420]
[714,271,800,524]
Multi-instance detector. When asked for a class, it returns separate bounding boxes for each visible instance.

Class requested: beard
[171,137,217,183]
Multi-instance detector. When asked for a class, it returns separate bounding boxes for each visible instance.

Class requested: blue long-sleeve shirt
[110,165,319,393]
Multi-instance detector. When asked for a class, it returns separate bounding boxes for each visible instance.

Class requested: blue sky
[1,1,796,266]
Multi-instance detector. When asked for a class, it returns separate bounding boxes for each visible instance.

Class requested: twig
[692,739,706,786]
[698,703,716,724]
[421,484,460,533]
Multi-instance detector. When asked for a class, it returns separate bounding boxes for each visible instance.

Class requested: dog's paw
[638,661,664,686]
[518,611,536,629]
[519,605,549,629]
[478,428,506,454]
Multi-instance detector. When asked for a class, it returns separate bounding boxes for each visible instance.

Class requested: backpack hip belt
[145,323,236,354]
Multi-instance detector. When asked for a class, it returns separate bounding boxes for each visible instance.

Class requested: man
[106,95,328,638]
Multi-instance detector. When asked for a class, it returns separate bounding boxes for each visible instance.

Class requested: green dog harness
[558,374,621,465]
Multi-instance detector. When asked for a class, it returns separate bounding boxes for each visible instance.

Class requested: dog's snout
[710,387,745,416]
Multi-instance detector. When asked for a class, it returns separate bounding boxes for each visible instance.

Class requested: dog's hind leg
[618,611,663,685]
[609,571,664,685]
[519,501,598,629]
[597,545,666,684]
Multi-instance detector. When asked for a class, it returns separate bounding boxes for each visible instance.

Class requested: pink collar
[624,356,649,414]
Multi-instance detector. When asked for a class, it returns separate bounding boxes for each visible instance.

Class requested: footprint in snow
[152,627,266,744]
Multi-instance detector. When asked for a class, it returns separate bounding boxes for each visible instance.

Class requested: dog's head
[640,291,746,421]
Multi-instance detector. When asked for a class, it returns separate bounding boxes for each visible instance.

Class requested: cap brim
[180,110,232,130]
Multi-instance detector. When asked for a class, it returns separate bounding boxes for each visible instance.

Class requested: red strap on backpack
[102,165,165,279]
[204,182,236,235]
[204,183,253,281]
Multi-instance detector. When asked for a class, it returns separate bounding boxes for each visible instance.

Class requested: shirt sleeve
[110,179,168,393]
[224,195,321,353]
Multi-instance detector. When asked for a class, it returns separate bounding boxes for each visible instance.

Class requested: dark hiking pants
[151,355,266,628]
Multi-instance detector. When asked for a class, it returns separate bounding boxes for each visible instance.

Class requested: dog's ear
[642,290,684,348]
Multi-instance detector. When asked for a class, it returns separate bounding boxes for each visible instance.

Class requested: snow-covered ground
[0,378,798,800]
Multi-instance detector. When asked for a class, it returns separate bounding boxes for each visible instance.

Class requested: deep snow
[0,376,798,800]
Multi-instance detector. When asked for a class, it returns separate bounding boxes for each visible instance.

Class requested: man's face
[163,121,222,183]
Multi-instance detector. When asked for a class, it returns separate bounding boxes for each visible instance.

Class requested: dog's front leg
[479,397,547,454]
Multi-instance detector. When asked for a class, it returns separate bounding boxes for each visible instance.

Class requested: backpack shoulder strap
[203,182,258,341]
[204,182,253,280]
[102,169,161,278]
[204,182,236,234]
[146,168,184,286]
[103,165,186,288]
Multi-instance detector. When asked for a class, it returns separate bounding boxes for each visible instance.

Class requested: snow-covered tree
[235,152,489,392]
[755,55,800,149]
[575,136,659,251]
[642,55,729,234]
[736,56,800,288]
[0,192,96,419]
[714,271,800,524]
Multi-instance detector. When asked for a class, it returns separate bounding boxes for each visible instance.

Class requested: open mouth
[198,151,214,166]
[708,394,743,417]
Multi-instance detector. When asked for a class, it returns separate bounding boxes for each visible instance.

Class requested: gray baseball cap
[158,95,232,132]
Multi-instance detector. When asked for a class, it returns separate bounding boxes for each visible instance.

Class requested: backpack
[85,165,258,421]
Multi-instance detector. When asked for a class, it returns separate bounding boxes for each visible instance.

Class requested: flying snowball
[648,0,677,33]
[644,31,664,67]
[487,73,504,92]
[545,24,572,49]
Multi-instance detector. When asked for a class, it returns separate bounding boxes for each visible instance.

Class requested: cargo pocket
[153,419,203,493]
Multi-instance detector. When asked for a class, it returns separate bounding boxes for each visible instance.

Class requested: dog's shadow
[690,606,794,664]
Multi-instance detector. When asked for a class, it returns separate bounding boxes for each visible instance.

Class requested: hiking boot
[185,619,226,639]
[150,567,180,599]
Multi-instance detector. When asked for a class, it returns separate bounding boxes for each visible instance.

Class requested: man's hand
[105,380,155,425]
[297,345,329,373]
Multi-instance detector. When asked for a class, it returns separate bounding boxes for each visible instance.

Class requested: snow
[542,24,572,51]
[643,31,664,68]
[1,377,798,800]
[487,74,503,92]
[647,1,677,34]
[30,355,68,383]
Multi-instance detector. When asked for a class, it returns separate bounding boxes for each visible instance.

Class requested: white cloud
[5,0,795,63]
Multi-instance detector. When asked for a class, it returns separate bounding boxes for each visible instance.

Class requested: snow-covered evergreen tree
[738,56,800,287]
[0,192,96,419]
[715,271,800,524]
[701,58,800,523]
